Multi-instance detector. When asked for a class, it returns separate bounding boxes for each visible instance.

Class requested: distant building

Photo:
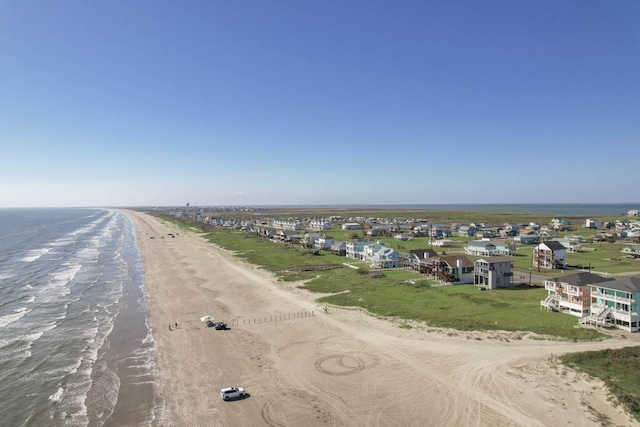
[473,256,513,289]
[394,233,414,241]
[272,219,305,231]
[585,219,602,229]
[341,223,362,230]
[464,240,497,257]
[513,235,539,244]
[533,241,567,269]
[458,225,476,237]
[346,240,376,260]
[309,219,333,230]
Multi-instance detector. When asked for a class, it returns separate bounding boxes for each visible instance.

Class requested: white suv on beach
[220,386,246,401]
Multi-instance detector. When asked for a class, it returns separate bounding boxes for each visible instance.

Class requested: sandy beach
[125,210,640,427]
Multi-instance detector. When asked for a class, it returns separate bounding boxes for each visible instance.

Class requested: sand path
[127,210,640,427]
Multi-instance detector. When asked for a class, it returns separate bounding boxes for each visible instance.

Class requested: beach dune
[126,210,640,427]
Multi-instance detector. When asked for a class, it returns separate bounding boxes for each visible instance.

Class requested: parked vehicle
[207,320,228,330]
[220,386,246,401]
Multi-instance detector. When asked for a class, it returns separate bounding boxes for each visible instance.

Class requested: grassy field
[153,215,613,340]
[307,271,604,340]
[151,210,640,337]
[225,209,640,277]
[561,347,640,422]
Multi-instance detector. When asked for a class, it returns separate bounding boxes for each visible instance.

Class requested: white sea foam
[0,307,31,328]
[49,387,64,402]
[21,247,51,262]
[37,263,82,302]
[16,321,59,349]
[50,238,74,247]
[78,246,99,260]
[0,328,42,361]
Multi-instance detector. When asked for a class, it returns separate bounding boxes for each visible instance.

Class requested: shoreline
[122,209,640,426]
[101,213,160,427]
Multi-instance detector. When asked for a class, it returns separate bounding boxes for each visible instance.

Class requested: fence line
[230,306,351,326]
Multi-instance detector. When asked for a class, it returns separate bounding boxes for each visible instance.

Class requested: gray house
[474,256,513,289]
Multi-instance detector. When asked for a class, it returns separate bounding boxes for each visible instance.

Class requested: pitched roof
[476,256,512,263]
[540,241,566,251]
[436,255,474,268]
[409,249,438,259]
[551,272,613,286]
[593,277,640,293]
[467,240,495,248]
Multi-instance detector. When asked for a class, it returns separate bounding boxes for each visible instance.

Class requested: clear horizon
[2,1,638,208]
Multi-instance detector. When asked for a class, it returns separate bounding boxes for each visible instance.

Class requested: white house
[342,223,362,230]
[272,219,305,231]
[345,240,376,260]
[371,246,401,269]
[432,239,453,247]
[533,241,567,269]
[464,240,498,256]
[309,219,333,230]
[585,219,602,229]
[549,237,582,252]
[394,233,414,241]
[314,236,335,250]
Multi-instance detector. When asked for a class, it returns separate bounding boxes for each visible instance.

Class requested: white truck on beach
[220,386,246,401]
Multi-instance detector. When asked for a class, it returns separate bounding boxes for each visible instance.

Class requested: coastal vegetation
[561,347,640,422]
[151,209,640,340]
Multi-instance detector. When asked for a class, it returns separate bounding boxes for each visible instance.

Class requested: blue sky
[1,1,638,207]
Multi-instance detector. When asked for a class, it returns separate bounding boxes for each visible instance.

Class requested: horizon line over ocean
[3,203,639,217]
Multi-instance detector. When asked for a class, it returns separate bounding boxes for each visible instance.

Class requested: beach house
[309,219,333,230]
[345,240,376,260]
[586,277,640,332]
[406,249,438,272]
[533,241,567,269]
[464,240,498,257]
[621,245,640,259]
[473,256,513,289]
[458,225,476,237]
[370,246,401,269]
[341,222,362,230]
[424,255,474,283]
[314,235,335,250]
[272,219,305,231]
[540,272,612,317]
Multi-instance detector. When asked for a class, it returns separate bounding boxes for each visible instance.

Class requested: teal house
[587,278,640,332]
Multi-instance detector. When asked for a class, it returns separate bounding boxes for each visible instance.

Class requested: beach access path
[126,210,640,427]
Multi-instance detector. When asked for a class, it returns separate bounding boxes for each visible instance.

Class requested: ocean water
[0,208,161,426]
